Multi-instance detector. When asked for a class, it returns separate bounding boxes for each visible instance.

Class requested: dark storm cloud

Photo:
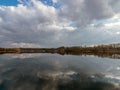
[84,0,114,19]
[59,0,114,27]
[109,0,120,13]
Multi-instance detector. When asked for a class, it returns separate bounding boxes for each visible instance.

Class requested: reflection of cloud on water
[116,67,120,70]
[0,54,120,90]
[0,54,44,59]
[10,54,43,59]
[0,70,119,90]
[0,64,119,90]
[105,74,120,84]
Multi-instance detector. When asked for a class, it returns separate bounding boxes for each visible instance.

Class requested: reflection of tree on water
[62,44,120,59]
[65,52,120,59]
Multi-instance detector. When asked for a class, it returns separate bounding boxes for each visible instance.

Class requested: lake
[0,53,120,90]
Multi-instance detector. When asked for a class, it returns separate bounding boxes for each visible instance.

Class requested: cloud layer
[0,0,120,47]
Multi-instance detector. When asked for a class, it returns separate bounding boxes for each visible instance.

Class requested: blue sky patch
[40,0,60,8]
[0,0,19,6]
[0,0,60,8]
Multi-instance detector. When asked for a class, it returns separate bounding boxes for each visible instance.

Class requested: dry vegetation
[0,43,120,59]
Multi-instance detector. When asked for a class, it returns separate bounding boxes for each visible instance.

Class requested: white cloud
[52,0,58,3]
[0,0,120,47]
[117,67,120,70]
[10,42,42,48]
[116,32,120,35]
[101,15,120,28]
[104,22,120,28]
[45,23,77,31]
[0,0,72,47]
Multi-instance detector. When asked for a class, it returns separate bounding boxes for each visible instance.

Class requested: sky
[0,0,120,47]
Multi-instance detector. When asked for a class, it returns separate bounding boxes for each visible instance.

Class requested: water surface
[0,54,120,90]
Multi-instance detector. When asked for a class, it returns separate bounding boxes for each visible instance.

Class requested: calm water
[0,54,120,90]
